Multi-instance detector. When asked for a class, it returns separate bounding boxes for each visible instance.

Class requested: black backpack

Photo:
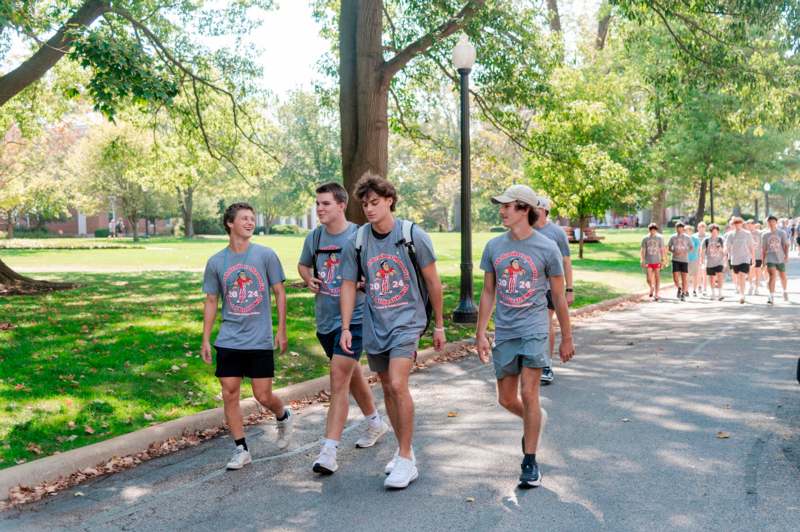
[354,220,433,334]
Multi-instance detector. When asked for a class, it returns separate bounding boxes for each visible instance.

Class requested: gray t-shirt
[726,230,754,266]
[703,236,725,268]
[668,233,693,263]
[762,229,789,264]
[480,231,563,343]
[537,221,571,257]
[202,243,286,350]
[641,234,664,264]
[750,230,763,258]
[341,220,436,354]
[299,223,364,334]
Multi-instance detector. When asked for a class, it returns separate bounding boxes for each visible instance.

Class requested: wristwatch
[566,288,574,293]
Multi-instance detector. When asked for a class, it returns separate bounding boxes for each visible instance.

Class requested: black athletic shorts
[546,290,555,311]
[316,323,363,361]
[732,263,750,274]
[672,261,688,273]
[755,259,763,268]
[214,346,275,378]
[706,265,723,276]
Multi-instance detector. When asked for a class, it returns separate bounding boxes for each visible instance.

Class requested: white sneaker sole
[384,467,418,489]
[226,456,252,470]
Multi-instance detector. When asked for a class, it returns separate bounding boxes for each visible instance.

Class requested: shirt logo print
[367,253,410,309]
[318,246,343,296]
[495,251,538,308]
[223,264,265,315]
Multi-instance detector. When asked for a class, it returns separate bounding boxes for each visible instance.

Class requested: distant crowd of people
[107,219,126,238]
[640,216,797,304]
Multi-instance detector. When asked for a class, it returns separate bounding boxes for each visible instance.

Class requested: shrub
[94,228,110,238]
[489,226,506,233]
[13,227,49,237]
[269,224,306,235]
[192,218,225,235]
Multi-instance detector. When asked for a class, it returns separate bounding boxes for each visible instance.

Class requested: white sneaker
[226,445,252,470]
[312,445,338,475]
[748,286,754,295]
[784,292,790,302]
[276,408,293,450]
[384,456,418,489]
[384,447,415,475]
[768,295,774,305]
[356,420,389,448]
[755,287,760,295]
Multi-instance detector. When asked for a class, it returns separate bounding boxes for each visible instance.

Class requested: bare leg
[251,378,285,417]
[497,374,523,417]
[324,355,358,441]
[520,367,543,454]
[348,361,377,417]
[220,377,245,440]
[379,357,414,458]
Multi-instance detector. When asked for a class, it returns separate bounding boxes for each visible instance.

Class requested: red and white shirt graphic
[223,264,265,316]
[495,251,538,308]
[318,246,343,296]
[367,253,410,309]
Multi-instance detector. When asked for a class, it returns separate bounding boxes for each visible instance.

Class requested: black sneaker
[540,367,554,385]
[680,293,686,301]
[518,460,542,489]
[676,288,681,299]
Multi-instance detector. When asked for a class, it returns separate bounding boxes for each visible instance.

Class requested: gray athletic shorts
[492,334,549,380]
[688,260,699,276]
[367,340,419,373]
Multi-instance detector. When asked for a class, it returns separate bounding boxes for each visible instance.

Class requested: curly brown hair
[353,171,398,211]
[222,202,255,235]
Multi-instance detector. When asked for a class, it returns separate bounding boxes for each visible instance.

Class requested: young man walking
[747,219,763,295]
[725,217,755,304]
[640,223,666,301]
[762,215,791,304]
[533,196,573,385]
[339,173,446,489]
[298,183,388,475]
[702,224,726,300]
[476,185,575,489]
[695,221,708,295]
[668,222,694,301]
[202,202,294,470]
[686,226,702,296]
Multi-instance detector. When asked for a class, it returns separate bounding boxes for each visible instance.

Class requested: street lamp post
[452,35,478,324]
[764,182,771,218]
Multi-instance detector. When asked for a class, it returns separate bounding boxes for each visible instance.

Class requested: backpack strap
[311,226,323,279]
[395,220,432,334]
[354,223,370,285]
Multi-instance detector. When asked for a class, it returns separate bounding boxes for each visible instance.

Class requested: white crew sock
[323,438,339,450]
[366,411,382,427]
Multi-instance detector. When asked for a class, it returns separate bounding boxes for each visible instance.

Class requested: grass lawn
[0,228,647,468]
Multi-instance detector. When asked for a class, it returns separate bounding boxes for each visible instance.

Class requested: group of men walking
[640,216,794,304]
[201,176,575,491]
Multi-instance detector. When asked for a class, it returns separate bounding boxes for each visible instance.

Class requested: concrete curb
[0,292,646,501]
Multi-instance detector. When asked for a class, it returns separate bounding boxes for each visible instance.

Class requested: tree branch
[0,0,111,107]
[382,0,485,81]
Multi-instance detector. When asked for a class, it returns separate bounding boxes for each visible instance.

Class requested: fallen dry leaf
[621,418,631,423]
[84,425,95,434]
[0,322,14,331]
[447,411,458,418]
[716,431,730,439]
[143,413,154,421]
[26,443,42,455]
[465,497,475,503]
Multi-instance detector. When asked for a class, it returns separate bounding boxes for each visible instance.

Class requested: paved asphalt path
[3,260,800,532]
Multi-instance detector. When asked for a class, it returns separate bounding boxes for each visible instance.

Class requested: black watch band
[565,288,574,292]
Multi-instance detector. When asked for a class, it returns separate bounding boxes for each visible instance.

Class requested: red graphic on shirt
[318,246,343,296]
[645,240,660,257]
[367,253,410,309]
[707,239,723,257]
[767,234,783,253]
[495,251,538,308]
[223,264,265,315]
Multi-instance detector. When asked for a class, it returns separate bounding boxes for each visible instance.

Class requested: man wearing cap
[533,196,573,385]
[725,216,755,304]
[476,184,575,489]
[762,215,790,304]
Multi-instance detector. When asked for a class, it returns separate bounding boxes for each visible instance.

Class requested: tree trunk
[693,176,707,224]
[0,257,74,295]
[652,187,667,228]
[578,215,587,259]
[179,186,195,239]
[0,0,111,106]
[127,215,140,242]
[546,0,562,32]
[340,0,389,224]
[5,212,14,239]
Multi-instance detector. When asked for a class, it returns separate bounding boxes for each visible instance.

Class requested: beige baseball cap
[491,184,539,208]
[537,196,552,211]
